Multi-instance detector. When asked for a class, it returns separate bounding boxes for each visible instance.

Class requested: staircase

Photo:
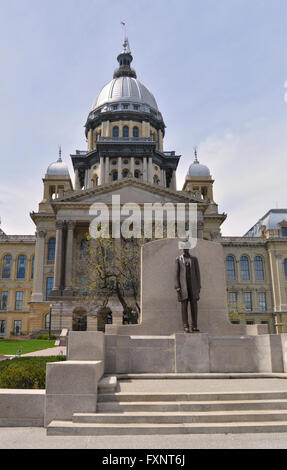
[47,375,287,436]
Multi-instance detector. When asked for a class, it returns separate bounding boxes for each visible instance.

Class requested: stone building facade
[0,39,287,338]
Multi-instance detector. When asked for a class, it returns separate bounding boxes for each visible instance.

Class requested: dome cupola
[85,37,165,137]
[187,150,210,178]
[46,148,70,177]
[113,38,137,79]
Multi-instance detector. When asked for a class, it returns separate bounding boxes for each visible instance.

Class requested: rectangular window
[282,227,287,237]
[31,256,35,279]
[228,292,237,312]
[246,320,254,325]
[0,320,6,335]
[15,291,23,311]
[0,291,8,311]
[46,278,54,301]
[244,292,252,312]
[14,320,22,336]
[258,292,267,312]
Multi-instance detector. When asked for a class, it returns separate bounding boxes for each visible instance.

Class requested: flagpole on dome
[120,21,130,53]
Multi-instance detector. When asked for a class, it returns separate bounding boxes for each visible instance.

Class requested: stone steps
[47,386,287,436]
[97,398,287,413]
[73,409,287,424]
[47,420,287,436]
[98,391,287,402]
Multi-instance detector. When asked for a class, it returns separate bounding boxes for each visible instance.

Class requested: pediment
[52,179,200,206]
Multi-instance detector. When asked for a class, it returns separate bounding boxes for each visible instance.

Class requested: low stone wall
[0,389,45,427]
[104,333,287,374]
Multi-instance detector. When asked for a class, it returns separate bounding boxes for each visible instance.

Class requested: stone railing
[99,137,153,143]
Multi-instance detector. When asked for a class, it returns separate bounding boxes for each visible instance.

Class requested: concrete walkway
[21,347,66,357]
[1,427,287,449]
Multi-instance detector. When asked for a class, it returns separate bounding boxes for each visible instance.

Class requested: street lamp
[48,304,53,341]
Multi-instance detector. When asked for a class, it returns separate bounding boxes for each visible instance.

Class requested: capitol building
[1,39,287,339]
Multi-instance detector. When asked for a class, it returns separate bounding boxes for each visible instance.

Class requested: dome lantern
[46,147,70,177]
[113,37,137,79]
[187,148,211,178]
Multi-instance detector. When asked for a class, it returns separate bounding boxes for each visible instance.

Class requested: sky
[0,0,286,236]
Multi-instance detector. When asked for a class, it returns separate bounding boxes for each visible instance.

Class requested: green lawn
[0,340,56,356]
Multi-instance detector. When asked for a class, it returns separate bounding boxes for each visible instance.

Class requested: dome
[188,162,210,177]
[187,160,210,177]
[46,152,70,177]
[187,151,210,177]
[92,76,158,112]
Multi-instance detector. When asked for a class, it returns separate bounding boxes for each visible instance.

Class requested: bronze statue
[175,248,201,333]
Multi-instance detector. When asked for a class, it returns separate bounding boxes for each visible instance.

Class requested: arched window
[17,255,26,279]
[122,169,129,178]
[133,126,139,138]
[284,259,287,278]
[112,171,118,181]
[48,238,56,261]
[134,170,140,179]
[240,256,250,281]
[2,254,12,279]
[123,126,129,138]
[112,126,119,138]
[254,256,264,281]
[226,256,236,281]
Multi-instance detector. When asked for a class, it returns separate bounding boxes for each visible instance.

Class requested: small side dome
[187,150,210,177]
[46,148,70,176]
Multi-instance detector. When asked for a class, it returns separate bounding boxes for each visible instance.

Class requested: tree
[74,234,147,325]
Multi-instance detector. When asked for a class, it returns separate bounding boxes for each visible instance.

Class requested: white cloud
[196,118,287,236]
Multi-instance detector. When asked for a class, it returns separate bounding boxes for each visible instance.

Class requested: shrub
[36,334,57,340]
[0,356,66,389]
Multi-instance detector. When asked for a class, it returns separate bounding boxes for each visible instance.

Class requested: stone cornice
[85,110,166,136]
[30,212,56,223]
[0,234,36,243]
[50,178,207,206]
[221,237,266,247]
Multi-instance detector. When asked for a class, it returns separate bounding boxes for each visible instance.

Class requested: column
[197,217,204,239]
[64,221,75,296]
[130,157,135,178]
[143,157,148,182]
[170,171,177,191]
[74,169,81,191]
[51,221,64,296]
[160,169,167,188]
[276,254,287,311]
[105,156,110,184]
[99,156,105,185]
[164,170,167,188]
[31,230,46,302]
[118,157,122,181]
[148,157,153,183]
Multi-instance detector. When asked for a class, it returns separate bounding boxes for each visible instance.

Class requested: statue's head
[178,239,192,252]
